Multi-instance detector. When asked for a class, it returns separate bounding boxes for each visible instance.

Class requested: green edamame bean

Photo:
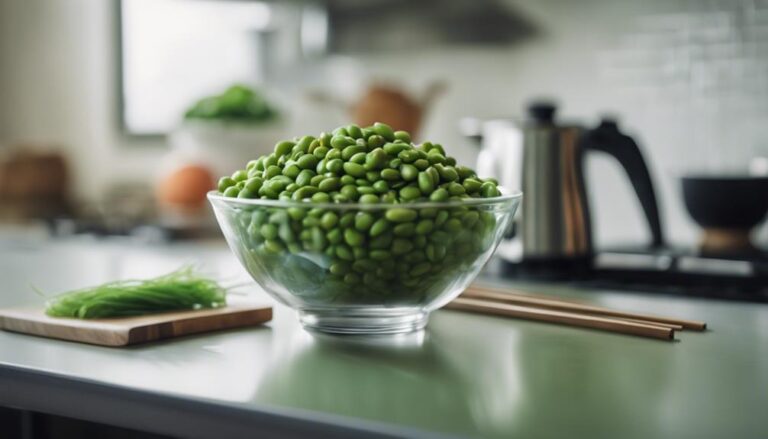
[318,177,341,192]
[343,162,366,177]
[296,136,315,152]
[380,169,400,181]
[347,124,363,139]
[311,192,331,203]
[367,135,386,148]
[480,181,500,197]
[342,145,366,160]
[365,148,388,170]
[373,180,389,194]
[398,150,419,163]
[260,223,278,240]
[355,212,375,231]
[319,132,332,147]
[292,186,318,200]
[399,186,421,200]
[394,130,411,143]
[427,151,446,165]
[218,176,235,192]
[222,186,240,197]
[264,165,281,179]
[370,218,390,237]
[330,135,354,149]
[373,122,395,141]
[359,194,379,204]
[415,219,434,234]
[385,208,417,222]
[287,207,306,221]
[238,188,256,198]
[325,158,343,173]
[462,178,482,193]
[295,170,314,187]
[435,210,449,227]
[274,141,295,157]
[264,239,285,253]
[232,170,248,182]
[383,143,409,156]
[242,177,262,192]
[340,185,358,200]
[447,182,466,195]
[327,228,343,244]
[430,188,449,202]
[357,186,376,195]
[435,164,458,182]
[344,228,364,247]
[350,152,367,164]
[412,159,430,171]
[400,164,418,181]
[417,172,435,194]
[320,211,338,229]
[339,175,355,185]
[444,218,463,233]
[381,192,397,203]
[296,154,319,170]
[313,146,329,159]
[336,245,354,261]
[393,223,415,237]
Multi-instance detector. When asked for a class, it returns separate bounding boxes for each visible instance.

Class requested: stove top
[499,247,768,303]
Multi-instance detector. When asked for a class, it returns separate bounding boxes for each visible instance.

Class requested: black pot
[682,175,768,253]
[682,175,768,229]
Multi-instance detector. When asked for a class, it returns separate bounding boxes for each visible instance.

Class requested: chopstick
[446,297,675,341]
[463,285,707,331]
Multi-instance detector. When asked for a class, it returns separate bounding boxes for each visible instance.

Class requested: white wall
[0,0,164,203]
[0,0,765,248]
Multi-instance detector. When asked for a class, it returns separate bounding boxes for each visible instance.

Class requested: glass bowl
[208,190,521,334]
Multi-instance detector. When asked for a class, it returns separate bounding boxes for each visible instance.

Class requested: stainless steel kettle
[467,102,664,266]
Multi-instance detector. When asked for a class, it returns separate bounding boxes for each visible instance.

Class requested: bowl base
[298,309,428,335]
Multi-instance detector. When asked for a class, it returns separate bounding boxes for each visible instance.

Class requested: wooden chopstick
[446,297,675,341]
[616,318,682,331]
[463,285,707,331]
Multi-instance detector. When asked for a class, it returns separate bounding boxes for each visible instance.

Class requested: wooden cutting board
[0,304,272,347]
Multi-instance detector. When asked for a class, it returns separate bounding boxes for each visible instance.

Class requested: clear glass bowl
[208,190,521,334]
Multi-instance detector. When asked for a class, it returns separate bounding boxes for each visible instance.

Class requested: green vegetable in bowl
[184,84,278,123]
[217,122,500,202]
[213,123,505,306]
[43,267,227,319]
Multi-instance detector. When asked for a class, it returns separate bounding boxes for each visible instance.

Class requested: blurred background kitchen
[1,0,767,298]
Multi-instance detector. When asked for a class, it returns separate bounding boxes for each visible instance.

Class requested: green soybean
[343,162,366,177]
[373,122,395,141]
[385,208,417,222]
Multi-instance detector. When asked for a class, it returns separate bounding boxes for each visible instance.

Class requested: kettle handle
[579,119,665,248]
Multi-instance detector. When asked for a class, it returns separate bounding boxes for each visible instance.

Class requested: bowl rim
[207,187,522,210]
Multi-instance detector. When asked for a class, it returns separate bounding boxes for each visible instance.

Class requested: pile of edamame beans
[217,123,504,305]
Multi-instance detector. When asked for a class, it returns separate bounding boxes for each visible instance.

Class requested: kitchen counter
[1,240,766,438]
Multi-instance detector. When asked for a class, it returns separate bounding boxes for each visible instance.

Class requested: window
[119,0,272,135]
